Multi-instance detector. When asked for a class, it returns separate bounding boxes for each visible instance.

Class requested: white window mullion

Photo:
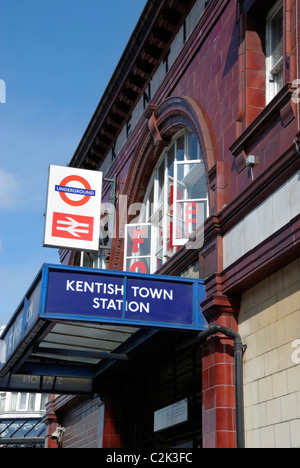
[162,156,168,264]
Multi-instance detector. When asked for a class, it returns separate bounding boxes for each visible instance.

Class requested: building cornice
[69,0,197,171]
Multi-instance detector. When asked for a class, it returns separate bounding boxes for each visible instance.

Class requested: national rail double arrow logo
[52,213,94,241]
[56,216,89,238]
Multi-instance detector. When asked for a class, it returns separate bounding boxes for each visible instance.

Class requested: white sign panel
[154,399,188,432]
[44,165,102,251]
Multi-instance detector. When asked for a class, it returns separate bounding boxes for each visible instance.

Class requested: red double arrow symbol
[52,213,94,241]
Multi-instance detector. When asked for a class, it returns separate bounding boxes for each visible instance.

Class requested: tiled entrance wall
[61,396,102,448]
[239,259,300,448]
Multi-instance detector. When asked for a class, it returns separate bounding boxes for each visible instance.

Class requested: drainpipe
[178,325,246,449]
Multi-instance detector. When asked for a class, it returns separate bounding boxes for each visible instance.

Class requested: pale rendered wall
[223,171,300,269]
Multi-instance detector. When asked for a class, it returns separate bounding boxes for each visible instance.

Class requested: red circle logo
[58,175,92,207]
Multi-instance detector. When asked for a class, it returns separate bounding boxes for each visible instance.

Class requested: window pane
[168,178,174,210]
[158,162,165,205]
[26,420,47,437]
[41,394,49,410]
[175,201,208,240]
[126,224,151,258]
[188,132,199,160]
[20,393,27,410]
[14,420,39,437]
[266,2,283,103]
[125,257,151,274]
[0,394,6,412]
[29,394,36,411]
[167,144,175,177]
[125,224,152,274]
[156,253,163,271]
[1,420,26,437]
[148,185,154,218]
[11,393,17,411]
[271,8,283,66]
[154,212,163,252]
[176,162,207,200]
[176,135,184,161]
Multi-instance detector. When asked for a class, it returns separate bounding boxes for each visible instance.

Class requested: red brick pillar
[201,295,240,448]
[43,396,60,449]
[101,401,123,448]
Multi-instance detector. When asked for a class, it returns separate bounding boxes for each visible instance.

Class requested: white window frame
[4,392,46,413]
[0,393,6,412]
[266,0,283,104]
[124,130,209,274]
[123,223,154,274]
[173,159,209,246]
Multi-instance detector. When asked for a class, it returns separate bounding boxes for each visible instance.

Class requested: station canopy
[0,418,46,448]
[0,264,207,395]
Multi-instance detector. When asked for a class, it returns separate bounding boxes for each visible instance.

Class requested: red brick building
[44,0,300,448]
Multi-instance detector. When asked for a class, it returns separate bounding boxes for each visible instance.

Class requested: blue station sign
[45,266,206,330]
[45,267,207,330]
[0,264,207,381]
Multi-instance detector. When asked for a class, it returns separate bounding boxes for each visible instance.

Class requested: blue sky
[0,0,147,326]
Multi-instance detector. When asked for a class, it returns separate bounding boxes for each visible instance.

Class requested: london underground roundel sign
[44,165,103,251]
[57,174,95,207]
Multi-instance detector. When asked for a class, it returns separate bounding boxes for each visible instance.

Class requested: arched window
[124,129,209,274]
